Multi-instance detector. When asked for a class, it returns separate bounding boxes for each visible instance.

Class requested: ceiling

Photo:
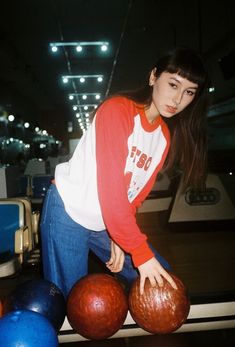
[1,0,235,142]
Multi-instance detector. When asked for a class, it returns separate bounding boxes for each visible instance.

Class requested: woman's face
[149,70,198,118]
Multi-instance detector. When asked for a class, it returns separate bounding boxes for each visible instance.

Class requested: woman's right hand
[138,257,177,295]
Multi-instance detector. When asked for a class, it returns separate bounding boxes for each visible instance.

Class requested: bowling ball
[3,279,66,331]
[0,309,58,346]
[67,273,128,340]
[129,273,190,334]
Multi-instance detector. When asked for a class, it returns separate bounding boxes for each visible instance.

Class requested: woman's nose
[172,91,183,105]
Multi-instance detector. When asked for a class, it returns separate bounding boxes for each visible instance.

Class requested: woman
[40,47,209,297]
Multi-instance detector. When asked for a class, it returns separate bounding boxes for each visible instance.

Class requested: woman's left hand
[106,240,125,273]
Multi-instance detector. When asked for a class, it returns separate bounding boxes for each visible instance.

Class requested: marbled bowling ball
[129,273,190,334]
[67,273,128,340]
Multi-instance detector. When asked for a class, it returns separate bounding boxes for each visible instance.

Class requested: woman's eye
[186,90,195,96]
[169,83,177,88]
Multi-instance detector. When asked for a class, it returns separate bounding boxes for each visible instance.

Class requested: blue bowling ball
[0,310,58,346]
[3,279,66,331]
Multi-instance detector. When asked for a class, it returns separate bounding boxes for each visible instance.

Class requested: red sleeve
[132,127,171,209]
[95,97,154,267]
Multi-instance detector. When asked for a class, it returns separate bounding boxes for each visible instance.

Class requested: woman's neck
[145,103,160,124]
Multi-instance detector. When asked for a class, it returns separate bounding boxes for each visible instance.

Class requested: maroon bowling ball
[129,273,190,334]
[67,273,128,340]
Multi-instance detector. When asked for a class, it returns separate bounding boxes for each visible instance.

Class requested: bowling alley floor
[1,209,235,346]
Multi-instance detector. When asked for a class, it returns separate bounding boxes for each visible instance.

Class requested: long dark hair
[116,47,210,189]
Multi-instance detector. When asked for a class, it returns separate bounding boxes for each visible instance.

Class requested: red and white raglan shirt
[55,96,170,268]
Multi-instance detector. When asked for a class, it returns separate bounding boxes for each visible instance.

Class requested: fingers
[106,254,124,273]
[138,258,178,295]
[106,240,125,273]
[139,276,145,295]
[163,271,178,289]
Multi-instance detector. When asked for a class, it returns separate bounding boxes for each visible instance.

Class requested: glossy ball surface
[67,273,128,340]
[3,279,66,331]
[0,309,58,346]
[129,274,190,334]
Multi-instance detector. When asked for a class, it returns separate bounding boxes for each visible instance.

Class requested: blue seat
[0,200,28,277]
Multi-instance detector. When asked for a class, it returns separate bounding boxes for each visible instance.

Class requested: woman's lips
[166,105,177,113]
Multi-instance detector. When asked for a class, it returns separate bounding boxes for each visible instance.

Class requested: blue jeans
[40,184,171,298]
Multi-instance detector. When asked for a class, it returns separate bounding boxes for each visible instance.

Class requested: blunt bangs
[156,47,208,89]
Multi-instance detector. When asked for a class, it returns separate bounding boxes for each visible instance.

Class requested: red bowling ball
[129,273,190,334]
[67,273,128,340]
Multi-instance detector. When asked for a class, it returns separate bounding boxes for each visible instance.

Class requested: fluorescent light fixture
[62,75,104,84]
[50,41,109,53]
[69,93,101,99]
[73,104,98,109]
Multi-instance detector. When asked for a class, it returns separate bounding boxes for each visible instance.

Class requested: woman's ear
[149,67,157,86]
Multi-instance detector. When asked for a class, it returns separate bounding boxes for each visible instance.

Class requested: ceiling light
[62,77,69,84]
[50,41,109,53]
[101,44,108,52]
[8,114,15,122]
[76,45,83,52]
[69,93,101,99]
[51,45,58,53]
[24,122,30,128]
[69,95,74,100]
[62,75,104,83]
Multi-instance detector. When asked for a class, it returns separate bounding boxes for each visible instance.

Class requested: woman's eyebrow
[170,77,198,89]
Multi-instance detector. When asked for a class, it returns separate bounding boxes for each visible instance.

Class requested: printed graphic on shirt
[124,114,167,202]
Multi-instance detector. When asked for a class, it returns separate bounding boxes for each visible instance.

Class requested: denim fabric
[40,184,171,297]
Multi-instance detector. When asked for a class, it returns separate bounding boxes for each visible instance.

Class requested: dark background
[0,0,235,149]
